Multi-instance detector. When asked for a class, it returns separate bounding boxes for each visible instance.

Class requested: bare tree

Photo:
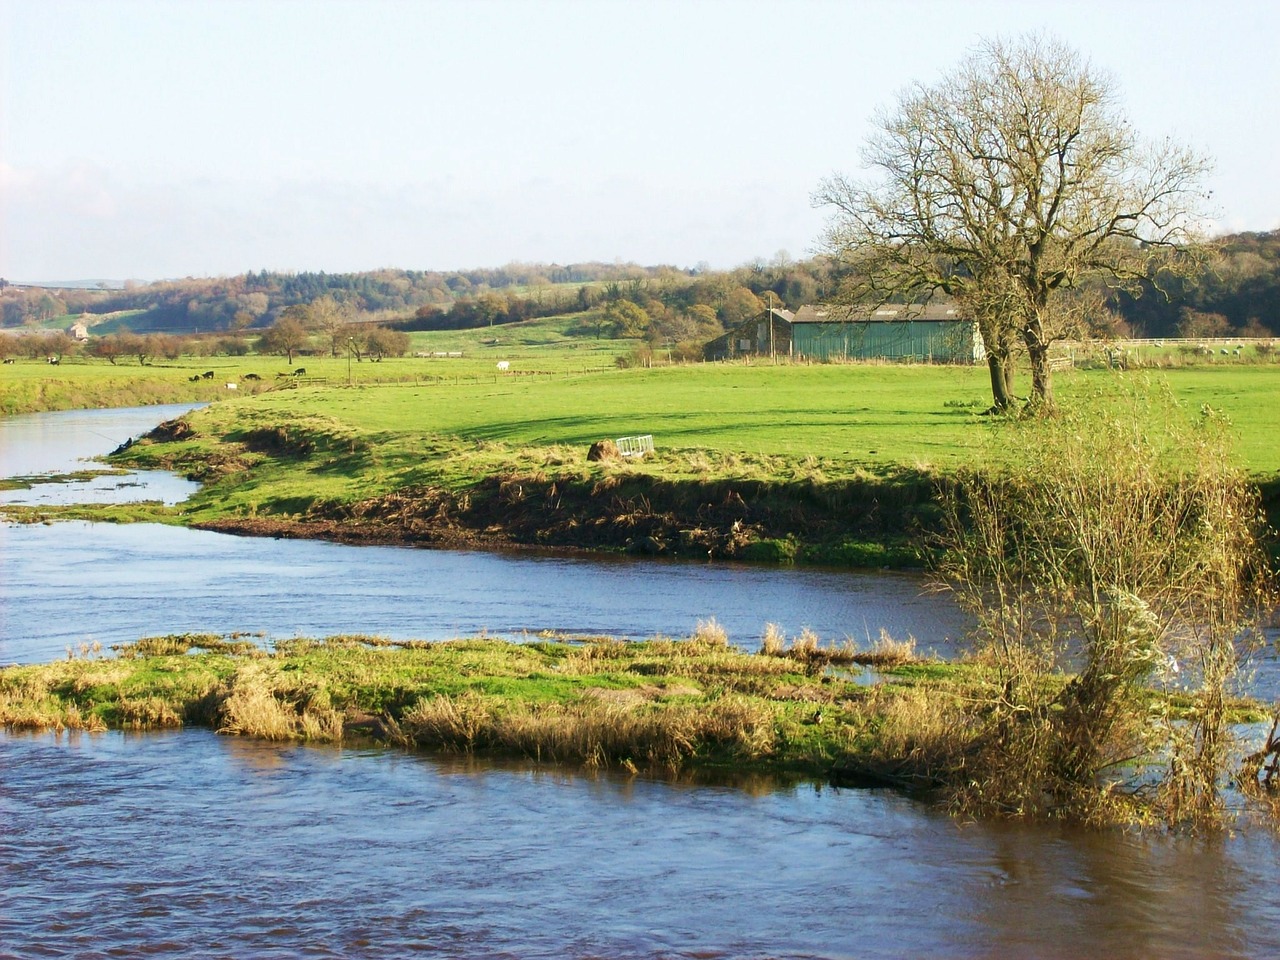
[815,34,1212,411]
[261,316,309,365]
[308,295,354,357]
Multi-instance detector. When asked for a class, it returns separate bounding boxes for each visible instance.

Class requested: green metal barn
[789,304,985,364]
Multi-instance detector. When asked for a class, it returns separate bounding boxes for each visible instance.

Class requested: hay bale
[149,418,195,442]
[587,439,620,462]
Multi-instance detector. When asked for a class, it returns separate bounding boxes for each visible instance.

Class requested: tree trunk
[976,312,1017,412]
[1022,315,1054,412]
[986,353,1015,412]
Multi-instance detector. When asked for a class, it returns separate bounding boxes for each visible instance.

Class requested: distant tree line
[1111,231,1280,338]
[3,234,1278,340]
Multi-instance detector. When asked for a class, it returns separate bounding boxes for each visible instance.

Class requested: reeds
[691,618,729,647]
[854,630,918,667]
[215,663,345,742]
[395,688,776,771]
[758,624,918,668]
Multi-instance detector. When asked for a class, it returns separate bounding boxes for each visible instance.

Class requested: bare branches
[814,33,1213,411]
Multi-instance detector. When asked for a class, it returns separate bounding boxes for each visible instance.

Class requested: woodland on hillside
[2,231,1278,342]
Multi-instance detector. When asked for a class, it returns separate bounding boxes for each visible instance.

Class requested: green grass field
[6,345,1279,475]
[6,346,1278,567]
[404,311,630,372]
[206,362,1280,474]
[9,312,1277,475]
[0,313,634,416]
[249,362,992,466]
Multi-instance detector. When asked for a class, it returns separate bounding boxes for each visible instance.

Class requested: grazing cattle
[3,358,15,364]
[188,374,201,381]
[201,370,215,379]
[47,357,60,365]
[293,368,306,376]
[496,360,510,371]
[243,373,262,381]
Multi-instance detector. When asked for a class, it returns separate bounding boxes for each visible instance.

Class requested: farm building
[705,302,986,364]
[703,307,795,361]
[789,303,985,363]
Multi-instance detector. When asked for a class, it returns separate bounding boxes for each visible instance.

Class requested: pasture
[219,362,1280,474]
[5,346,1280,475]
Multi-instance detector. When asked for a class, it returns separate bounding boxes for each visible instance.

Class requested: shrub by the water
[935,377,1274,826]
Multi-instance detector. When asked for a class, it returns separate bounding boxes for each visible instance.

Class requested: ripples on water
[4,406,1279,958]
[4,728,1278,960]
[0,520,972,665]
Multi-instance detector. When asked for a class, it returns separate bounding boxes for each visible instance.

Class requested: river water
[2,405,1279,958]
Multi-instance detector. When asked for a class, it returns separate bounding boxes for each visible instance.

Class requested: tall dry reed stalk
[216,663,344,742]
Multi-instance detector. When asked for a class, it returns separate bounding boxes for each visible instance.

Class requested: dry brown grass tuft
[0,695,108,733]
[791,627,821,659]
[397,687,779,772]
[758,625,864,669]
[760,622,786,656]
[559,638,632,673]
[215,663,344,742]
[116,697,184,728]
[699,696,777,758]
[399,692,490,749]
[691,618,729,648]
[843,685,972,792]
[851,630,919,667]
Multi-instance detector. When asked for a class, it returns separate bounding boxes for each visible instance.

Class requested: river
[2,404,1278,959]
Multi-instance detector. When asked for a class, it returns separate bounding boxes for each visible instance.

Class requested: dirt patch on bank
[196,470,938,564]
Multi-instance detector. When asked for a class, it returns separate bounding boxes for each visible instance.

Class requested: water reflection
[0,402,202,506]
[0,468,200,506]
[0,402,201,475]
[3,728,1277,960]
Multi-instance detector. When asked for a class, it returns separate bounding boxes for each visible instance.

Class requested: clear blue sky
[3,0,1277,281]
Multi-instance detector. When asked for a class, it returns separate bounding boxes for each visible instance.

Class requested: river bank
[5,631,1268,810]
[7,363,1280,567]
[89,403,937,567]
[101,409,1280,570]
[0,631,924,783]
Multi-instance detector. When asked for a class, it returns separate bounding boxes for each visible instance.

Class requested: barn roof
[790,303,968,324]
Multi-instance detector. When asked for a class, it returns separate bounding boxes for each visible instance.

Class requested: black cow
[201,370,215,379]
[243,373,262,381]
[293,368,306,376]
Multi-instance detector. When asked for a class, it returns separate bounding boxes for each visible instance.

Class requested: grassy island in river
[1,630,1271,825]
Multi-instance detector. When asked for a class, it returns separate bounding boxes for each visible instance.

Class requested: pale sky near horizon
[2,0,1278,282]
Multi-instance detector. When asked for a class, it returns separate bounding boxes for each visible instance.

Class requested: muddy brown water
[2,405,1279,958]
[3,729,1279,959]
